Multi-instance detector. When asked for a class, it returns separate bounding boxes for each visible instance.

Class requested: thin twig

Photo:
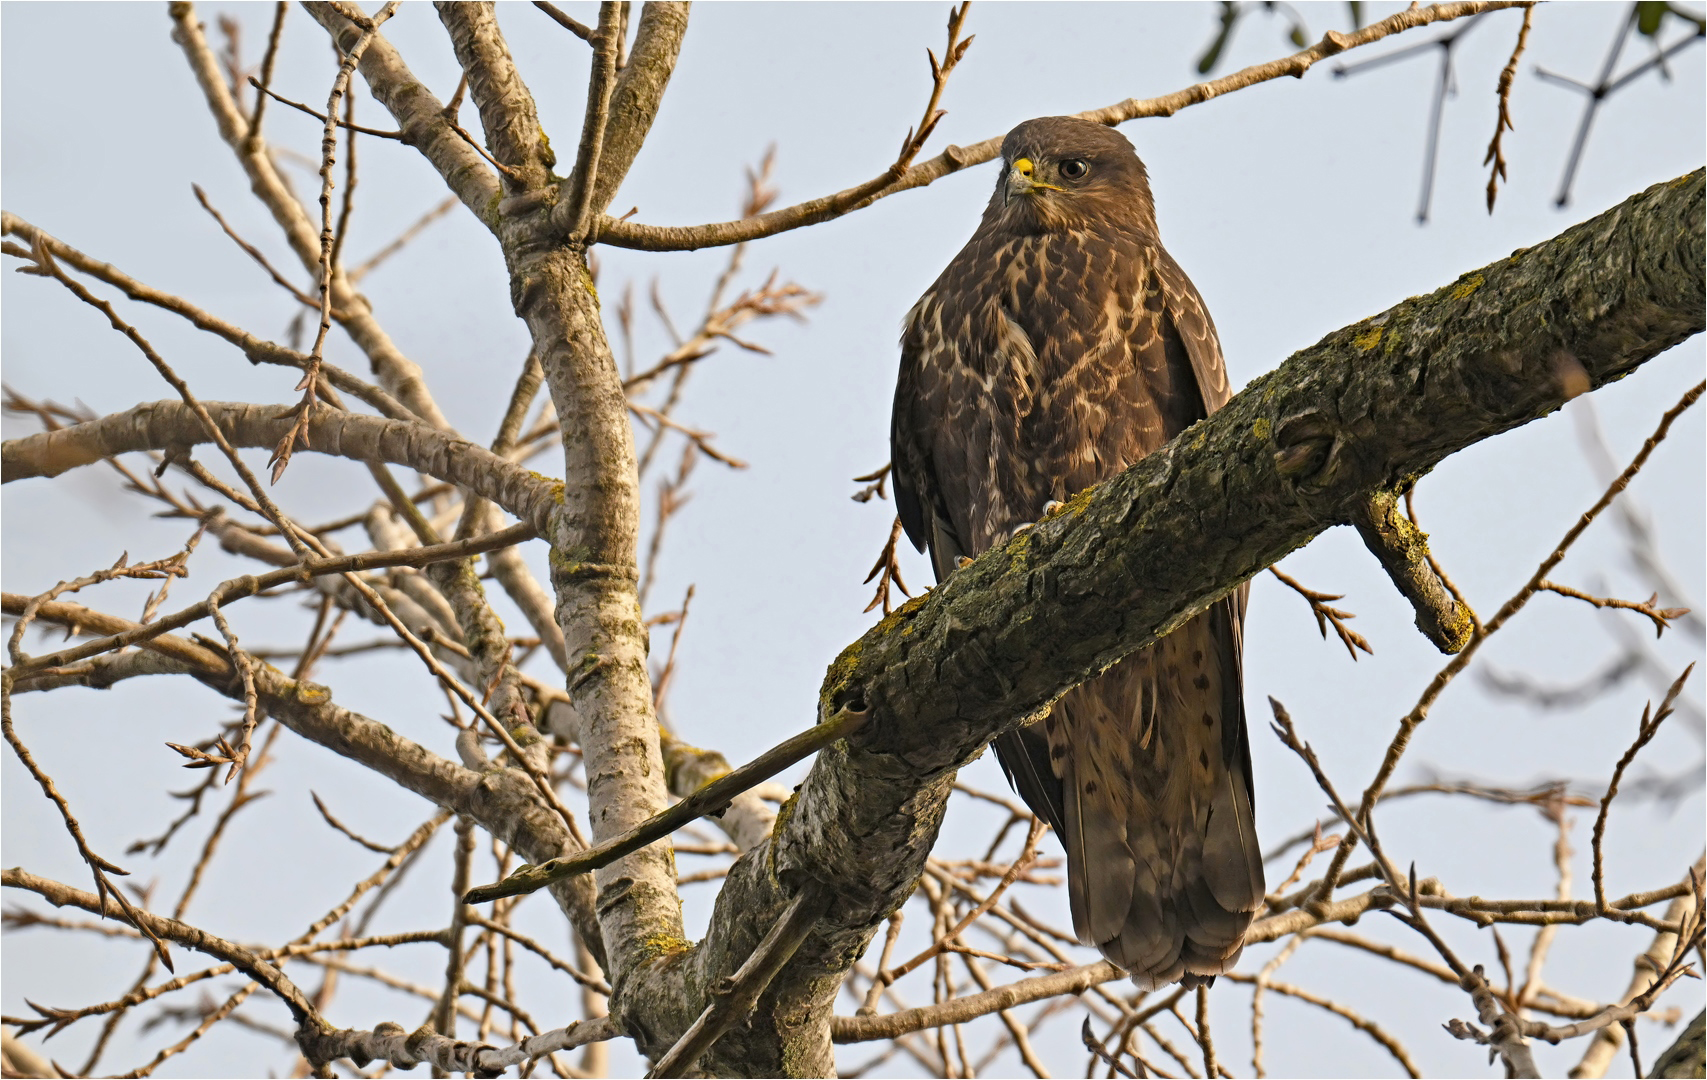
[652,584,694,710]
[1194,985,1217,1079]
[564,3,622,239]
[245,77,404,139]
[1536,580,1690,637]
[533,1,594,41]
[276,0,400,483]
[7,523,537,682]
[244,3,290,152]
[348,195,459,282]
[1268,566,1371,659]
[884,820,1043,985]
[1311,380,1705,903]
[191,183,323,311]
[1483,3,1535,210]
[597,2,1526,251]
[1226,972,1421,1077]
[205,597,261,780]
[0,683,175,972]
[466,703,870,903]
[1592,665,1693,911]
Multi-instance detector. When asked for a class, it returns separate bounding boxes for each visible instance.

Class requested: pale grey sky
[3,4,1702,1076]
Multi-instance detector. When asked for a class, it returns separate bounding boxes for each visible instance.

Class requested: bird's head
[988,116,1157,235]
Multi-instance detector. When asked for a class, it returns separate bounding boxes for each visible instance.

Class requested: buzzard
[890,116,1264,988]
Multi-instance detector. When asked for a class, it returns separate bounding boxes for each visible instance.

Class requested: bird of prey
[890,116,1264,989]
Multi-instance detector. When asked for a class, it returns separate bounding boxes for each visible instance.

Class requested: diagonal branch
[533,1,595,42]
[833,962,1124,1042]
[609,170,1704,1072]
[169,1,451,430]
[435,1,554,191]
[465,704,868,903]
[563,3,622,241]
[301,2,501,226]
[0,591,608,972]
[586,2,690,217]
[595,1,1526,252]
[0,213,412,423]
[648,885,832,1078]
[3,868,324,1030]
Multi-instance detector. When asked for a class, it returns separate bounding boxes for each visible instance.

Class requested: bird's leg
[1004,500,1066,542]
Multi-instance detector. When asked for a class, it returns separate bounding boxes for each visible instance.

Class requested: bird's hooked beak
[1004,157,1062,204]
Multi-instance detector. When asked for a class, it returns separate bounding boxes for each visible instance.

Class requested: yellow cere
[1013,157,1034,177]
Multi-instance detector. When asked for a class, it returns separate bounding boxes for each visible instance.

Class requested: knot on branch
[1319,29,1354,55]
[1271,408,1345,493]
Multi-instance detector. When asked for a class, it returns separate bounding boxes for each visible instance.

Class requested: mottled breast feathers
[889,115,1262,989]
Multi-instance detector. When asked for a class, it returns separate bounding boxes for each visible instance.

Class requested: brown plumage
[890,116,1264,989]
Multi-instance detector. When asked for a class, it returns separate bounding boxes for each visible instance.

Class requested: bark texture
[624,171,1706,1074]
[586,2,691,217]
[304,2,502,227]
[436,2,687,1021]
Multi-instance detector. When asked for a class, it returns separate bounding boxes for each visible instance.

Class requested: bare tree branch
[169,1,451,429]
[435,2,555,192]
[594,1,1527,252]
[585,2,690,217]
[2,401,563,537]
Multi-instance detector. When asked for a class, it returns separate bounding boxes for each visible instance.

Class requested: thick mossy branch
[622,171,1704,1076]
[810,171,1702,775]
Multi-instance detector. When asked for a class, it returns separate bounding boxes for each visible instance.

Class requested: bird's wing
[891,290,972,571]
[1154,245,1232,413]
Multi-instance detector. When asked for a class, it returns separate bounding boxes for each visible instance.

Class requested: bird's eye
[1059,158,1089,180]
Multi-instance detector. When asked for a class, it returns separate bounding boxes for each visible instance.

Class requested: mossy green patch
[893,592,928,620]
[509,723,541,747]
[768,790,800,881]
[1003,528,1031,567]
[638,931,691,958]
[1439,603,1476,654]
[821,639,864,704]
[1252,416,1272,441]
[1451,272,1484,300]
[1353,324,1384,352]
[1060,485,1098,518]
